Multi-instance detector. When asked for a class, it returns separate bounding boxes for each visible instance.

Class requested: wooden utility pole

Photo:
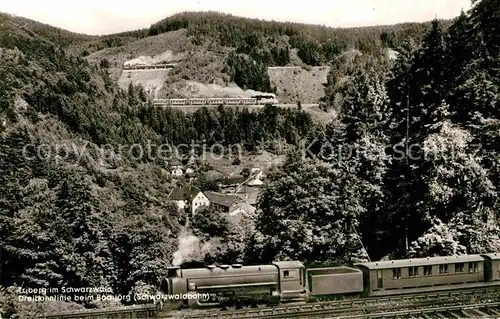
[405,81,410,253]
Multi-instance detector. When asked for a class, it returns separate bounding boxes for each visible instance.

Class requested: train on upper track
[152,95,279,106]
[161,253,500,309]
[123,63,178,70]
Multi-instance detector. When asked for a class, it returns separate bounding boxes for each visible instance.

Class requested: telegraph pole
[405,80,410,253]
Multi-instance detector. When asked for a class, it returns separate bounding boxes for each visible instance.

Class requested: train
[123,63,178,70]
[161,253,500,309]
[152,95,278,106]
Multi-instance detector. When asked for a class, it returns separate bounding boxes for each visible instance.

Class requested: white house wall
[174,200,187,210]
[192,192,210,215]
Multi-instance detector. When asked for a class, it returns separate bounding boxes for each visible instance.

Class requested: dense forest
[149,11,441,64]
[1,11,445,95]
[148,12,444,91]
[255,0,500,263]
[0,0,499,317]
[0,12,318,318]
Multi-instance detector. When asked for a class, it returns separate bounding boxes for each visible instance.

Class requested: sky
[0,0,472,35]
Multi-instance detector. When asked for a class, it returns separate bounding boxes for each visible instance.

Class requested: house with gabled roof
[171,165,184,177]
[218,175,246,188]
[229,202,256,217]
[246,171,265,186]
[203,191,242,213]
[168,185,209,215]
[236,185,260,206]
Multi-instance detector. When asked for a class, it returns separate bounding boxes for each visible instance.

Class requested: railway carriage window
[283,270,298,279]
[408,266,418,277]
[424,266,432,276]
[392,268,401,279]
[377,270,383,288]
[455,263,464,273]
[439,264,448,274]
[410,267,418,277]
[377,270,384,289]
[473,262,479,273]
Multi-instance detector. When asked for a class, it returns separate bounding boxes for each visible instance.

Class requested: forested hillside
[149,11,440,64]
[82,12,442,97]
[0,1,498,317]
[254,0,500,263]
[148,12,444,93]
[1,11,448,96]
[0,13,319,318]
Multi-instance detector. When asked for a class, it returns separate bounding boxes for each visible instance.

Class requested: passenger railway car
[207,98,224,105]
[482,253,500,281]
[162,253,500,309]
[189,98,206,105]
[170,99,187,105]
[355,255,487,296]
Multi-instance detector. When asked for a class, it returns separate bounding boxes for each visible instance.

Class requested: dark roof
[237,186,259,205]
[481,253,500,261]
[169,158,182,166]
[229,203,256,215]
[204,191,241,208]
[272,261,304,269]
[204,170,225,181]
[168,185,200,201]
[355,255,484,270]
[218,175,246,186]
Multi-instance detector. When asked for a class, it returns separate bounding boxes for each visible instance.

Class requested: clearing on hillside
[268,66,330,104]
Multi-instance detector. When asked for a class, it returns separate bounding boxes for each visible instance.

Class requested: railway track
[153,103,318,108]
[39,304,156,319]
[38,286,500,319]
[123,63,178,71]
[162,287,500,319]
[331,302,500,319]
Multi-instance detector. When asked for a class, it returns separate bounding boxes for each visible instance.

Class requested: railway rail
[123,63,178,71]
[37,286,500,319]
[39,304,156,319]
[162,286,500,319]
[332,302,500,319]
[153,103,318,108]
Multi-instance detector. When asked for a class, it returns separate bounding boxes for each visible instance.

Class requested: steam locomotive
[153,95,278,106]
[161,253,500,309]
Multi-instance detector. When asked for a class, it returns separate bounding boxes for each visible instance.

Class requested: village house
[171,165,184,177]
[185,167,195,177]
[246,171,265,186]
[218,175,246,188]
[229,202,256,217]
[203,191,242,213]
[191,191,210,215]
[236,185,260,206]
[250,167,261,174]
[227,203,257,224]
[167,185,195,210]
[167,185,209,215]
[168,185,257,217]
